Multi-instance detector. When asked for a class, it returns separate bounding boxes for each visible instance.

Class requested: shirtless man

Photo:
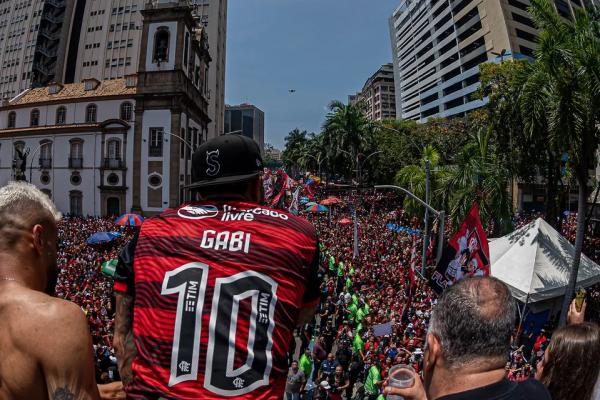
[0,182,100,400]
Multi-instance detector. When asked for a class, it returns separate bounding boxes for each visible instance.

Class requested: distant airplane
[289,89,296,93]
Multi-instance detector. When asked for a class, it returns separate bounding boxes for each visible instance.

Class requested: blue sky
[225,0,399,149]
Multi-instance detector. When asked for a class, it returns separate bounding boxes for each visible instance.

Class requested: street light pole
[375,184,446,271]
[359,151,382,186]
[161,131,195,203]
[29,142,51,183]
[422,159,431,276]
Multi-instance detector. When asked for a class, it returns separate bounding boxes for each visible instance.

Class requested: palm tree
[522,0,600,325]
[395,145,448,216]
[322,100,373,179]
[440,128,512,235]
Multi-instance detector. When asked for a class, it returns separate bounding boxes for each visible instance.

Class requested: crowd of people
[47,189,600,399]
[54,216,134,385]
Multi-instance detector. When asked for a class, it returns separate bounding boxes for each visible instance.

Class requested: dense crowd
[55,216,134,385]
[50,191,600,399]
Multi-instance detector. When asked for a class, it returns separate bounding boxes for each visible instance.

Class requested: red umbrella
[338,218,352,225]
[321,196,343,206]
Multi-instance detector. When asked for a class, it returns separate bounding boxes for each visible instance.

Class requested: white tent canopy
[490,218,600,303]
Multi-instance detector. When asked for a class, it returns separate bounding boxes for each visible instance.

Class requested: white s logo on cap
[206,149,220,177]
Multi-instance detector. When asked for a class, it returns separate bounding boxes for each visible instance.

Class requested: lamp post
[304,153,325,179]
[337,147,359,185]
[29,141,52,183]
[375,184,445,276]
[358,151,382,186]
[157,131,195,203]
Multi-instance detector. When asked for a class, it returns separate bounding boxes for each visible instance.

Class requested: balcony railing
[103,158,124,169]
[39,158,52,169]
[69,157,83,169]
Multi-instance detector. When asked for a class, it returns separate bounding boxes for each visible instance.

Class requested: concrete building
[192,0,227,139]
[224,103,264,153]
[389,0,588,122]
[0,0,211,216]
[0,0,73,100]
[63,0,145,83]
[349,63,396,121]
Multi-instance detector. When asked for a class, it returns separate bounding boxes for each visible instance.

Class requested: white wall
[141,109,171,212]
[0,98,136,128]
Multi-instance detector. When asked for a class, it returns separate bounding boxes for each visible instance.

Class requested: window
[153,27,170,63]
[120,102,132,120]
[107,139,121,159]
[149,127,163,157]
[69,191,83,216]
[39,140,52,168]
[85,104,97,123]
[7,111,15,128]
[184,31,189,69]
[69,139,83,168]
[56,106,66,124]
[30,108,39,126]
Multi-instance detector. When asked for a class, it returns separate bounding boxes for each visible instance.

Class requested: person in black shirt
[384,277,551,400]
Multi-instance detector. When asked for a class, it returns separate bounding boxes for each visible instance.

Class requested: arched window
[30,109,40,126]
[56,106,66,125]
[39,140,52,169]
[69,139,83,168]
[85,104,97,123]
[120,102,132,121]
[153,27,170,64]
[8,111,16,128]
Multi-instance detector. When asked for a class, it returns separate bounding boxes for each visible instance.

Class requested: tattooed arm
[114,292,137,386]
[39,299,101,400]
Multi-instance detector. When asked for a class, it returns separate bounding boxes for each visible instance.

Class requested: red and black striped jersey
[114,201,320,399]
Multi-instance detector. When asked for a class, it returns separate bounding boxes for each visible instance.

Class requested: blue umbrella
[300,196,310,204]
[87,231,122,245]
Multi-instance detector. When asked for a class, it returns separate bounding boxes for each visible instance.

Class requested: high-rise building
[63,0,145,83]
[349,63,396,121]
[389,0,587,122]
[224,103,264,153]
[193,0,226,139]
[0,0,73,100]
[0,0,212,216]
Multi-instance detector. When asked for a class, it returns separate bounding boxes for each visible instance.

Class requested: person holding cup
[383,277,550,400]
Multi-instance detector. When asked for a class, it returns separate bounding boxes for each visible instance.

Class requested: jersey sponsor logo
[200,230,251,254]
[206,150,221,177]
[221,204,289,222]
[178,205,219,220]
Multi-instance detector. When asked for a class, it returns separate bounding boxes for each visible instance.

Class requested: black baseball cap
[184,134,263,189]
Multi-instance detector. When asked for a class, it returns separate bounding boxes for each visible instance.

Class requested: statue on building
[14,147,29,181]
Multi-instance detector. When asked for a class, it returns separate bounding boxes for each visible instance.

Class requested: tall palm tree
[322,100,373,178]
[395,145,448,216]
[522,0,600,325]
[440,128,512,234]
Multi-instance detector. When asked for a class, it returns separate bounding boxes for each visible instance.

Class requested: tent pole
[516,294,529,347]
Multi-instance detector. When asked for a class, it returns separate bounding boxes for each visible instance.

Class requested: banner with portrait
[430,204,490,294]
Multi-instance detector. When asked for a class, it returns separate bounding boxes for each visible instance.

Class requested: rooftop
[7,78,137,107]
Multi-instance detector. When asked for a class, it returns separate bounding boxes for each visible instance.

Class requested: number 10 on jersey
[161,262,278,396]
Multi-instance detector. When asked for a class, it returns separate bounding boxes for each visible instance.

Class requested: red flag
[430,204,490,293]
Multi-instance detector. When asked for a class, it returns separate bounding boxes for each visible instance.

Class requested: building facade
[389,0,588,122]
[224,103,264,153]
[64,0,145,83]
[0,0,74,100]
[192,0,226,139]
[0,0,211,216]
[349,63,396,121]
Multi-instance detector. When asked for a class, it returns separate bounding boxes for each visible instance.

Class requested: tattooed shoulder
[52,386,76,400]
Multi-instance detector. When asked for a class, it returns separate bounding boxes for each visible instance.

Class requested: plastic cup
[386,364,415,400]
